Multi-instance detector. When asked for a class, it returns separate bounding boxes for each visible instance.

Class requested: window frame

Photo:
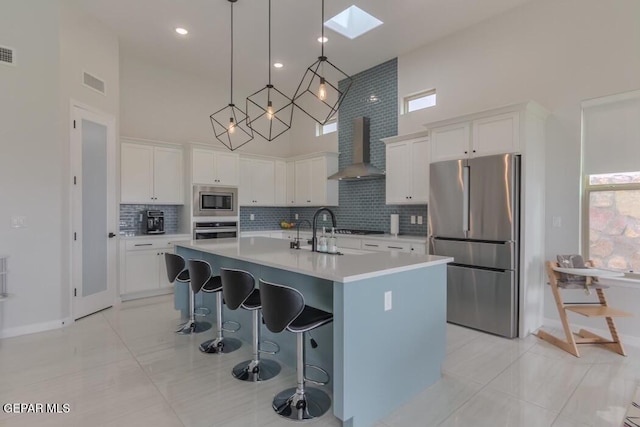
[402,89,437,114]
[582,174,640,280]
[315,117,338,137]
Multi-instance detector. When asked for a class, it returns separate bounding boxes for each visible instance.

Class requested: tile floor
[0,295,638,427]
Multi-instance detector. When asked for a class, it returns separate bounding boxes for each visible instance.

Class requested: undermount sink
[296,245,372,256]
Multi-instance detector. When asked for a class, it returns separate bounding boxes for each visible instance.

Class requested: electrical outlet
[410,215,416,224]
[250,214,255,221]
[323,214,327,221]
[10,216,26,228]
[384,291,392,311]
[295,213,299,220]
[417,216,423,225]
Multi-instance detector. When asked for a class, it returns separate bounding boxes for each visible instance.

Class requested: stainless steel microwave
[193,185,238,217]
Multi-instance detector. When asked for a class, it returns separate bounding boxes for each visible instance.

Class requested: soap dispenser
[318,227,328,253]
[328,227,338,254]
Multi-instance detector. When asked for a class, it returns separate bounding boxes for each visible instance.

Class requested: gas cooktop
[333,229,384,235]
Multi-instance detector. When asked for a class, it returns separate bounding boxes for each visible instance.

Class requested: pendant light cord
[230,1,234,104]
[268,0,272,84]
[321,0,324,58]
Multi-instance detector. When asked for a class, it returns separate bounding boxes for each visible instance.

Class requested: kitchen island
[175,237,451,427]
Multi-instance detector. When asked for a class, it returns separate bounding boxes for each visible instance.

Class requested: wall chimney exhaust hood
[328,117,385,180]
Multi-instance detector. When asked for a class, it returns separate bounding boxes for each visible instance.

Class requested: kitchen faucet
[311,207,337,252]
[291,219,312,249]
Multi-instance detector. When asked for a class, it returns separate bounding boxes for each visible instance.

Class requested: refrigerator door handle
[462,165,470,237]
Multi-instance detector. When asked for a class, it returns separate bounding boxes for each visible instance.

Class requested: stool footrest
[222,320,241,333]
[304,364,330,386]
[259,340,280,355]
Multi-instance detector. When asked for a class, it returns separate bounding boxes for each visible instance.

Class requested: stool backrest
[187,259,212,293]
[259,279,305,333]
[165,253,187,283]
[221,268,256,310]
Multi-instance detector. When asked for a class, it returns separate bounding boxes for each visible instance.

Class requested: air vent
[83,71,106,95]
[0,46,14,65]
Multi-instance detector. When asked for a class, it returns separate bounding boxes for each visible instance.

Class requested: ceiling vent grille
[83,71,106,95]
[0,46,14,65]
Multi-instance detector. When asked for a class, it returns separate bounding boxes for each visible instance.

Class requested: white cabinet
[192,148,239,186]
[428,111,520,162]
[286,161,296,205]
[121,142,183,204]
[239,157,275,206]
[292,153,338,206]
[119,235,191,299]
[274,160,287,205]
[383,132,430,205]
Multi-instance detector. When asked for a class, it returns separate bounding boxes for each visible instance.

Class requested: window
[403,90,436,114]
[315,118,337,137]
[583,171,640,278]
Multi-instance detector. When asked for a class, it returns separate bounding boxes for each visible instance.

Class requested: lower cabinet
[119,235,191,299]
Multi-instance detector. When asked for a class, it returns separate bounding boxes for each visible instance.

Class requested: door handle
[108,232,116,238]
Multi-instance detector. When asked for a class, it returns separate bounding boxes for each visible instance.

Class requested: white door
[238,158,254,205]
[153,146,183,204]
[71,105,117,319]
[310,157,326,205]
[214,151,240,186]
[294,159,312,204]
[410,139,430,203]
[120,143,154,203]
[385,142,410,204]
[252,159,275,205]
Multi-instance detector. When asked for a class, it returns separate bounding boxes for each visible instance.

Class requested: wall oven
[193,221,238,240]
[193,185,238,217]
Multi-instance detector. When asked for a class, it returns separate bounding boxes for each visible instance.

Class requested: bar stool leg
[177,288,211,334]
[199,292,241,353]
[232,309,280,381]
[272,332,331,420]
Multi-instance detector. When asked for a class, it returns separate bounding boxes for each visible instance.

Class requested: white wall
[0,0,120,337]
[0,0,63,335]
[119,54,292,157]
[397,0,640,339]
[288,110,338,156]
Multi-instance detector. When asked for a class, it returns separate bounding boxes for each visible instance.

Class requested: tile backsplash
[238,58,428,236]
[119,204,180,234]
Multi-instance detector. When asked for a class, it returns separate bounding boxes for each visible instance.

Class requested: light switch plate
[323,214,327,221]
[417,216,423,225]
[250,214,255,221]
[384,291,392,311]
[295,213,299,220]
[410,215,416,224]
[552,216,562,228]
[10,216,26,228]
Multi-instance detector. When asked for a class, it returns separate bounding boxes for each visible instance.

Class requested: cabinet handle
[472,150,476,153]
[388,246,403,250]
[134,243,153,246]
[409,196,412,199]
[464,151,468,154]
[364,244,379,247]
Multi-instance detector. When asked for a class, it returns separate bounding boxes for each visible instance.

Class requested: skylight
[324,6,383,40]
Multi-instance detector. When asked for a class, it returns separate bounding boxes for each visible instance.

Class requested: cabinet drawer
[362,241,412,253]
[125,237,187,251]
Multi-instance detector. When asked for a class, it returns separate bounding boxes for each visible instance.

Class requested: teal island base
[176,239,448,427]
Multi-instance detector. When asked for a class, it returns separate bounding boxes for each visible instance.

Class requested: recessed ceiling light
[325,6,383,39]
[175,27,189,36]
[273,62,284,68]
[317,36,328,43]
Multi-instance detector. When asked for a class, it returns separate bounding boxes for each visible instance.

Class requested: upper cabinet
[239,157,276,206]
[428,110,520,162]
[192,148,239,186]
[274,160,287,206]
[292,153,338,206]
[121,141,184,204]
[285,161,296,206]
[382,131,430,205]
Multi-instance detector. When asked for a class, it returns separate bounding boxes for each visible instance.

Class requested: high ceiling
[79,0,533,100]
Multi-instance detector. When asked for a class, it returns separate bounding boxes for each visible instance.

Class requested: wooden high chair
[536,260,632,357]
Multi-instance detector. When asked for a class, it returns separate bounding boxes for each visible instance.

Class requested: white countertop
[119,233,191,240]
[244,229,428,244]
[175,237,451,283]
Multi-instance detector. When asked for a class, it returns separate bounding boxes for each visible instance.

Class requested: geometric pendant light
[210,0,254,151]
[292,0,352,125]
[246,0,294,142]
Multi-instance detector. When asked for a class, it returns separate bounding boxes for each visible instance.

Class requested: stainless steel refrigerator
[429,154,520,338]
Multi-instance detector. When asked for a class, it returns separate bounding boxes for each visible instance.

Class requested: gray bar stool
[221,268,281,382]
[259,279,333,421]
[187,259,241,354]
[165,253,211,334]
